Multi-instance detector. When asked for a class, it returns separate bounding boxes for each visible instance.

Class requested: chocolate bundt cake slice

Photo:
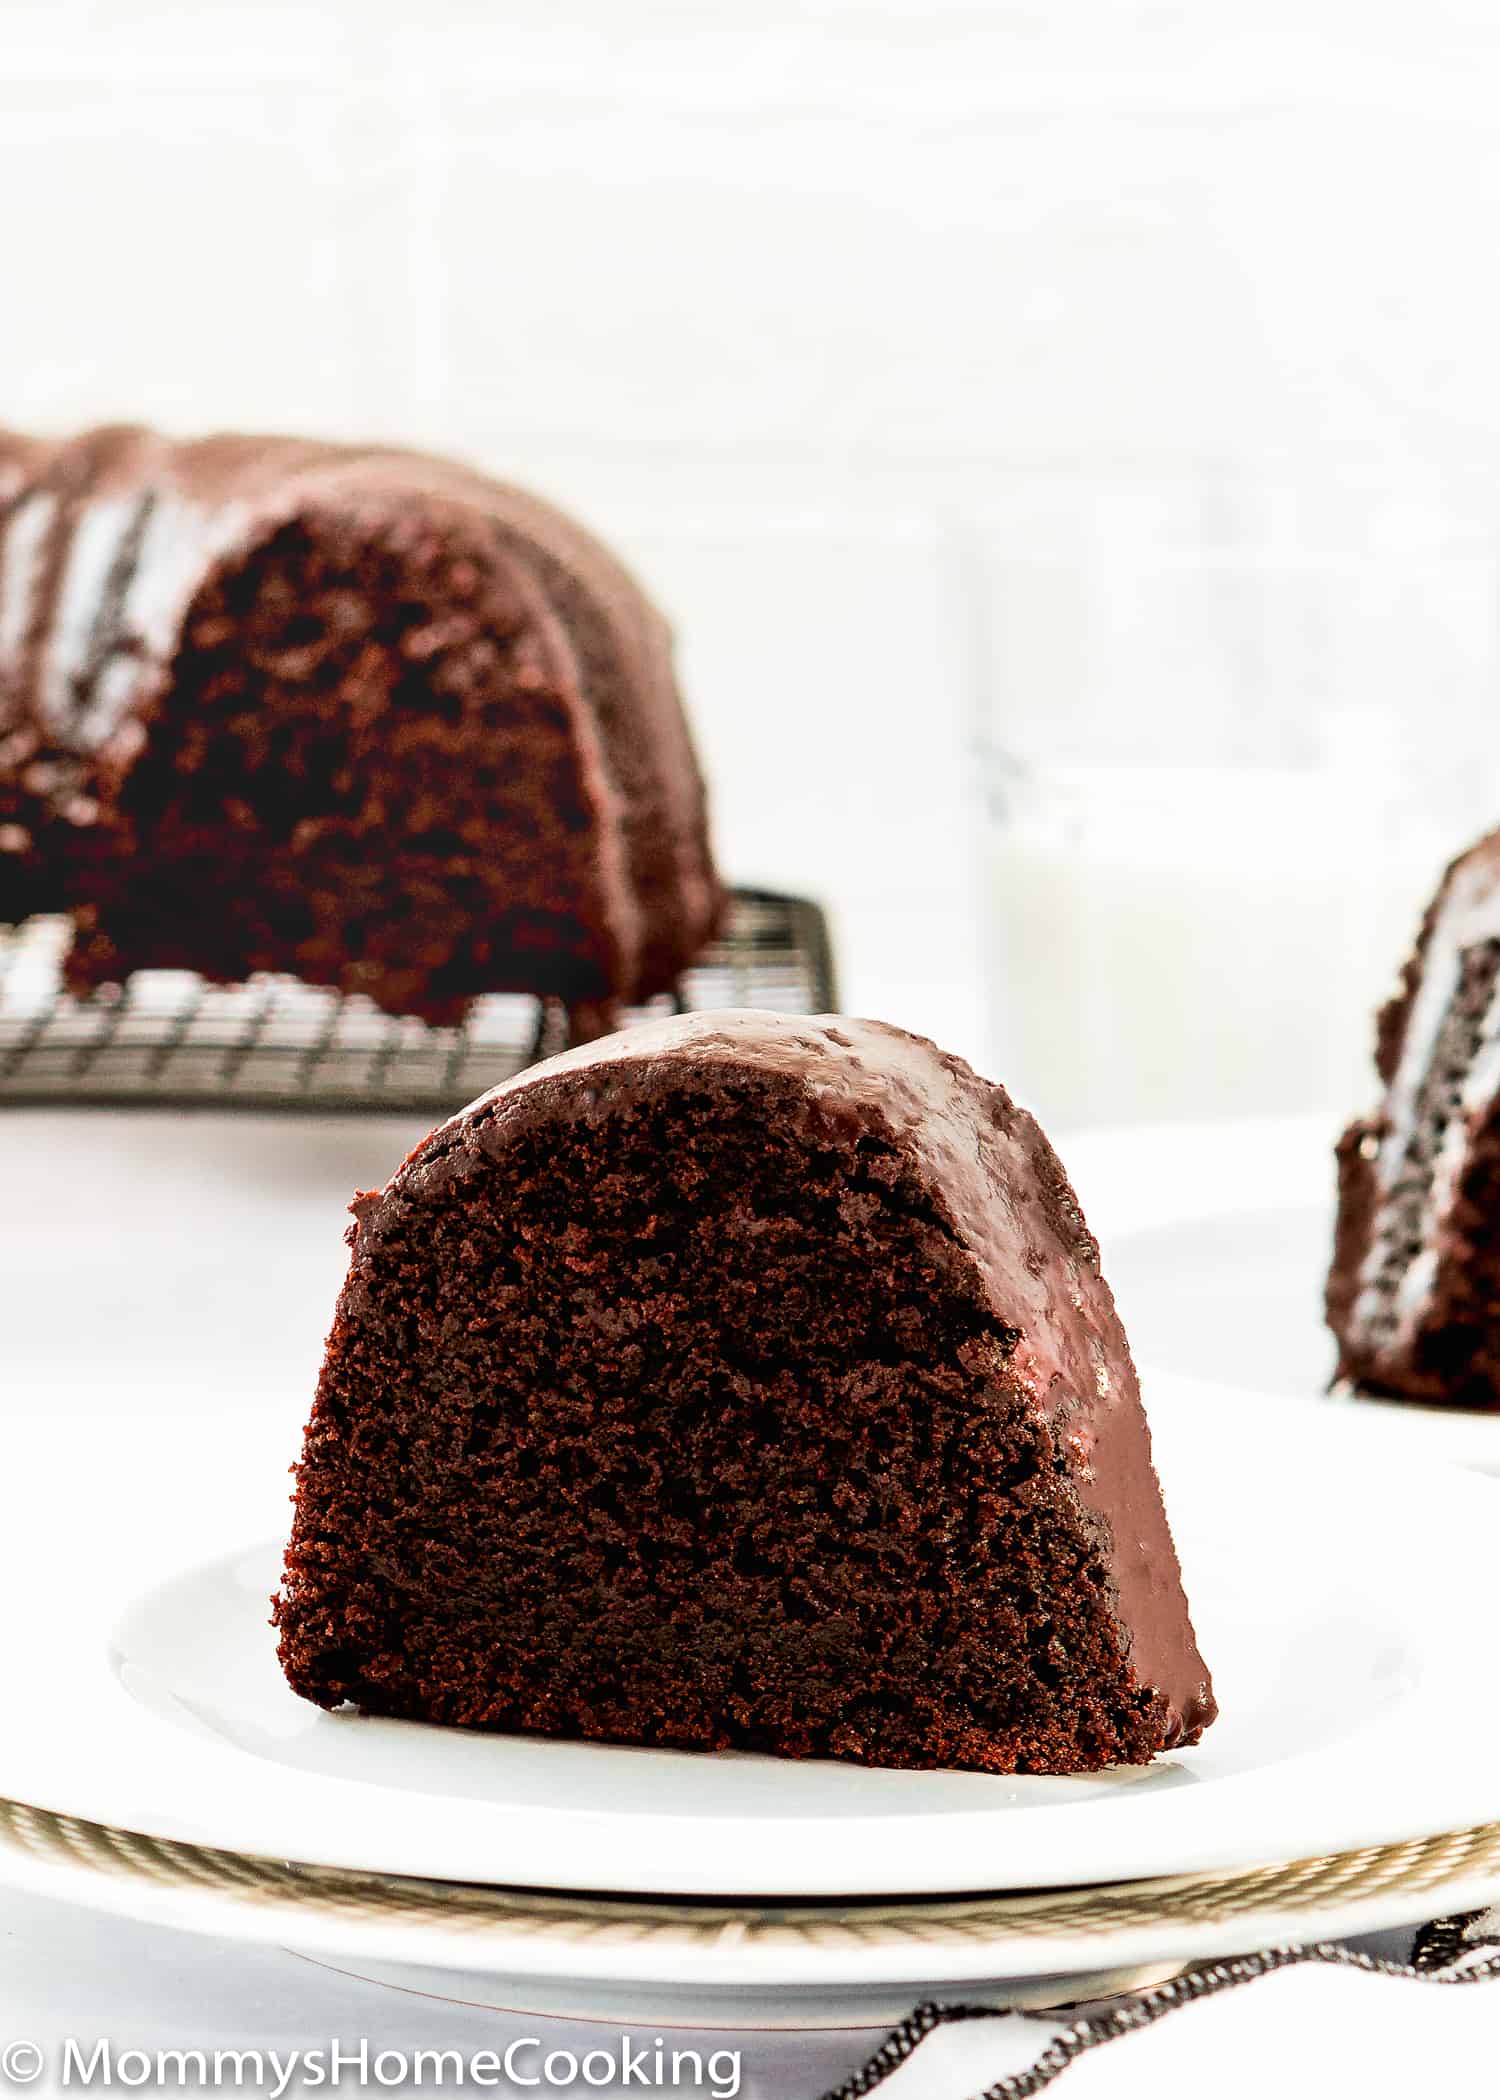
[1329,827,1500,1408]
[276,1011,1215,1775]
[0,424,723,1028]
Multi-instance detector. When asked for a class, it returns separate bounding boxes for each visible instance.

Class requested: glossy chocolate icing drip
[0,454,61,739]
[473,480,723,986]
[68,487,157,754]
[357,1010,1216,1747]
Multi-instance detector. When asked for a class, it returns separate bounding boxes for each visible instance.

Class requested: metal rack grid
[0,888,837,1114]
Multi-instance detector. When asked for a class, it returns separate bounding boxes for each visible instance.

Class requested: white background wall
[10,1,1500,1115]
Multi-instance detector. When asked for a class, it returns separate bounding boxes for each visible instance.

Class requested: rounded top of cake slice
[376,1012,1108,1389]
[347,1008,1214,1748]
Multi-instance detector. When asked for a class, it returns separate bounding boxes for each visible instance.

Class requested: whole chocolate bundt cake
[275,1010,1215,1776]
[1328,826,1500,1408]
[0,425,723,1028]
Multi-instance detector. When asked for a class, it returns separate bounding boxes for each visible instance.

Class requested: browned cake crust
[0,425,724,1027]
[1327,828,1500,1408]
[275,1011,1215,1777]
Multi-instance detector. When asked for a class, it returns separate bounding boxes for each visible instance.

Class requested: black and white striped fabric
[819,1912,1500,2099]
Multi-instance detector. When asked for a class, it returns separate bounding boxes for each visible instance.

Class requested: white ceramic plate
[5,1369,1500,1900]
[1066,1112,1500,1474]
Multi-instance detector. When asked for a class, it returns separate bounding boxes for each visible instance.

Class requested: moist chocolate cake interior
[62,510,618,1023]
[279,1066,1194,1774]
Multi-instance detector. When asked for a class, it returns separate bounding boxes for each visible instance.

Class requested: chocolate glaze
[351,1009,1216,1747]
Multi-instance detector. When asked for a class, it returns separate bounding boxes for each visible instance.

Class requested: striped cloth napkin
[811,1912,1500,2099]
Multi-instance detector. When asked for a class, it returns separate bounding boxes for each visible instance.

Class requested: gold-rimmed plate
[4,1795,1500,2028]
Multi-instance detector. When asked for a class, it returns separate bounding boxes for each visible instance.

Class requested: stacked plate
[5,1108,1500,2028]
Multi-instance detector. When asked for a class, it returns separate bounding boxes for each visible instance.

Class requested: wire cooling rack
[0,888,837,1114]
